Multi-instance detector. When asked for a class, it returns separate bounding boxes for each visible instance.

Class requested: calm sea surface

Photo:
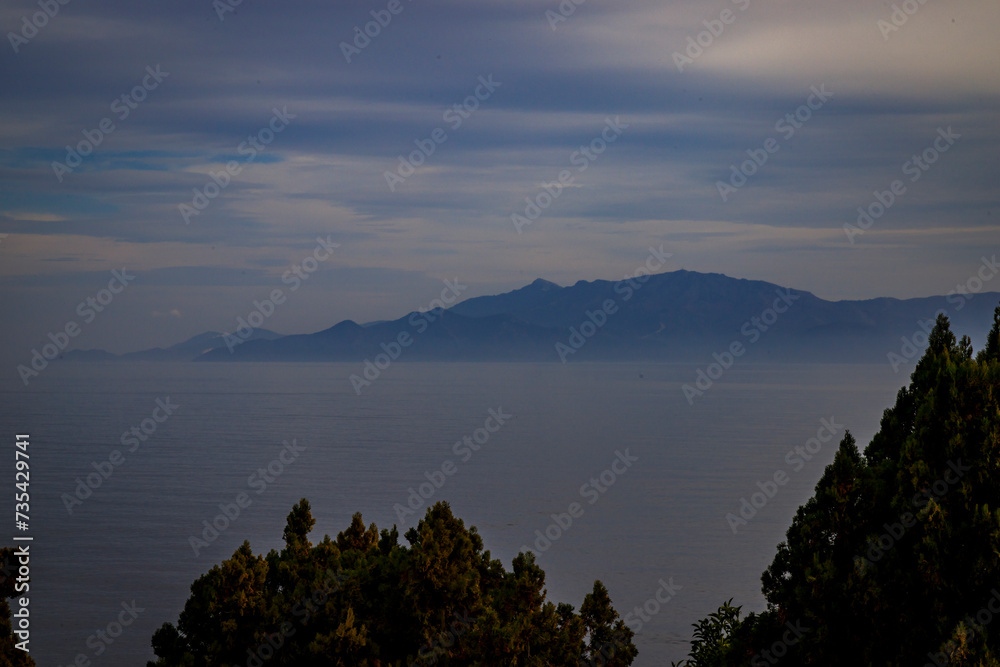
[0,361,907,665]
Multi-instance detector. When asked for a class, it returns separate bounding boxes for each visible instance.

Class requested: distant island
[61,269,1000,365]
[107,305,999,666]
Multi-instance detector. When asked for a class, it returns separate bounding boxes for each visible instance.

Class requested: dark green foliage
[669,599,744,667]
[978,304,1000,364]
[675,304,1000,666]
[149,499,635,666]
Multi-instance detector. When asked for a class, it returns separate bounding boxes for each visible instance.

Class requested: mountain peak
[527,278,560,290]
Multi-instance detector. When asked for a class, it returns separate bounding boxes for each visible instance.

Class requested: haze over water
[2,361,906,665]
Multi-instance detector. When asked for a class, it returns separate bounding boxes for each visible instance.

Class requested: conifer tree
[675,303,1000,666]
[149,500,636,665]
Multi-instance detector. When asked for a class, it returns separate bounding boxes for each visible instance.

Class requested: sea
[0,361,909,665]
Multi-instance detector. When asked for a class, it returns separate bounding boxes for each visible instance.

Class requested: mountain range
[62,270,1000,365]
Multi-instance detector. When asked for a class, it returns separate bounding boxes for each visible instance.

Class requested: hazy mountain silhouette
[62,329,281,362]
[62,270,1000,364]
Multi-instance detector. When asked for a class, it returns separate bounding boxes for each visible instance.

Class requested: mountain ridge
[60,269,1000,365]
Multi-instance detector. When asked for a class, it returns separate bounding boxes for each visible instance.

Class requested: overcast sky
[1,0,998,355]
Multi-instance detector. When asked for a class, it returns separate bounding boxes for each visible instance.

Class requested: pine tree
[148,500,636,666]
[674,304,1000,665]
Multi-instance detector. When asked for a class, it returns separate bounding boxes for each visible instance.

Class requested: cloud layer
[1,0,998,353]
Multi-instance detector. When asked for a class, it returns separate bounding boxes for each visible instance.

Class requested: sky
[1,0,998,355]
